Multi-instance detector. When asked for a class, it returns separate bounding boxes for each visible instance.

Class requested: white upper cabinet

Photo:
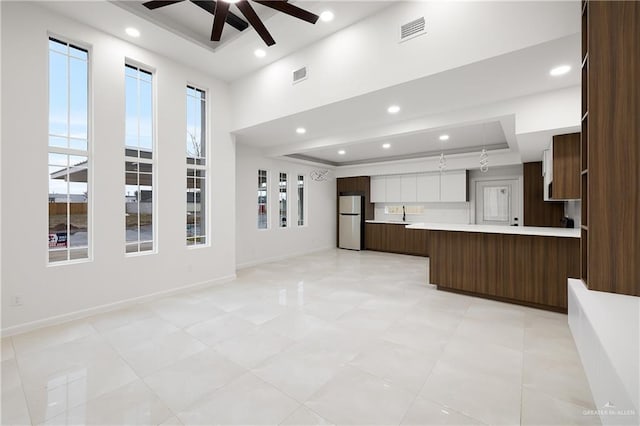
[400,175,417,202]
[416,173,440,202]
[385,175,402,202]
[369,170,467,203]
[370,176,386,203]
[440,170,468,202]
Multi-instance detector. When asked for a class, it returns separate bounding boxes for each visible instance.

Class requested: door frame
[469,173,523,226]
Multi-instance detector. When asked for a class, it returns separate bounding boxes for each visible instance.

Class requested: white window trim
[46,34,93,267]
[297,173,308,228]
[124,61,157,257]
[258,169,270,231]
[186,83,210,248]
[278,172,290,229]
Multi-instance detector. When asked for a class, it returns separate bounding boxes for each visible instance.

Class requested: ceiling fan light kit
[142,0,320,46]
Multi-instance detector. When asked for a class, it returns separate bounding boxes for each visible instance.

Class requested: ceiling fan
[142,0,320,46]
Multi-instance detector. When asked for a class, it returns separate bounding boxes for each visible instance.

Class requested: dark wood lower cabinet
[428,230,580,312]
[364,223,427,257]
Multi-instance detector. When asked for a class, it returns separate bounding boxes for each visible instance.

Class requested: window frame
[185,83,210,248]
[124,60,157,256]
[257,169,269,230]
[47,34,93,266]
[278,172,289,229]
[297,173,307,227]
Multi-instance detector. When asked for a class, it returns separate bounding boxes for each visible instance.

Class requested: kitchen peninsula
[406,223,580,312]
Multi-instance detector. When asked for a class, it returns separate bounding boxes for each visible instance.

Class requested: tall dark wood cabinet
[581,0,640,297]
[523,162,565,227]
[551,133,581,200]
[336,177,374,247]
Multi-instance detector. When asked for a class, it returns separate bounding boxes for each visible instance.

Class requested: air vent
[293,66,308,84]
[400,17,426,42]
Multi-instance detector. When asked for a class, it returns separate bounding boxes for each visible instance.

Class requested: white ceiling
[232,33,580,164]
[288,120,508,165]
[39,1,393,81]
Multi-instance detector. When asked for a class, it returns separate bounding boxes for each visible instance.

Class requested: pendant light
[480,124,489,173]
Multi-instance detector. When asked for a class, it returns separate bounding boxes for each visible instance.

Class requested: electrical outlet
[12,296,23,306]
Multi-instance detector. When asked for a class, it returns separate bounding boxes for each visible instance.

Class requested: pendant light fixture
[438,152,447,173]
[479,124,489,173]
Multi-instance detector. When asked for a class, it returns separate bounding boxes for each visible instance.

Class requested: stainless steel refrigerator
[339,195,363,250]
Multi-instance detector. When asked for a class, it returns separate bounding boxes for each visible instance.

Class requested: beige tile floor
[1,249,600,425]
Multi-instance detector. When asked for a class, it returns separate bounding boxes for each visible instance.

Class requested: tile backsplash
[375,202,470,224]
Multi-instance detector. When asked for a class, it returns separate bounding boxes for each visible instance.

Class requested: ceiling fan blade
[190,1,249,32]
[236,0,276,46]
[210,1,230,41]
[254,0,319,24]
[142,0,185,10]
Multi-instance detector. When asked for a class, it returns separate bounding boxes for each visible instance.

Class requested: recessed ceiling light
[125,27,140,38]
[439,134,450,141]
[387,105,400,114]
[338,150,346,155]
[320,11,335,22]
[223,0,241,3]
[382,143,391,149]
[254,49,266,58]
[550,65,571,76]
[296,127,306,134]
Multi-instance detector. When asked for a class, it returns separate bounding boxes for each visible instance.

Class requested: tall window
[125,64,154,254]
[297,175,305,226]
[258,170,268,229]
[48,38,89,263]
[279,172,288,228]
[186,85,207,245]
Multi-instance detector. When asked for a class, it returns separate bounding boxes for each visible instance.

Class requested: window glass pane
[139,79,153,151]
[49,51,68,138]
[185,85,207,246]
[69,57,88,142]
[48,38,90,263]
[124,64,154,254]
[298,175,304,226]
[258,170,268,229]
[279,173,287,227]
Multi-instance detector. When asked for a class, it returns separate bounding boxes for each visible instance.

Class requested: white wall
[1,2,236,334]
[231,1,580,130]
[235,143,336,268]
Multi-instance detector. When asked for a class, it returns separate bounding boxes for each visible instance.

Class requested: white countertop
[405,222,581,238]
[365,220,412,225]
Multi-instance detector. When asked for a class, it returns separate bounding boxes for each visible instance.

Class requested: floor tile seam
[406,394,490,426]
[224,333,299,371]
[520,384,597,411]
[345,361,425,398]
[7,351,35,426]
[11,324,99,360]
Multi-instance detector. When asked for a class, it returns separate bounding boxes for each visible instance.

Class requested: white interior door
[475,179,521,226]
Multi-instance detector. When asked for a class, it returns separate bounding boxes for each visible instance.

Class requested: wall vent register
[400,17,426,42]
[293,66,308,84]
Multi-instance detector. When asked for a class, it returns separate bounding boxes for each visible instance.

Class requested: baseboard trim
[1,274,237,338]
[236,246,335,270]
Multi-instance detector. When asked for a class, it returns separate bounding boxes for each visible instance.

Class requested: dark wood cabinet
[336,177,374,248]
[523,162,564,227]
[428,230,580,312]
[581,1,640,297]
[364,223,428,257]
[551,133,581,200]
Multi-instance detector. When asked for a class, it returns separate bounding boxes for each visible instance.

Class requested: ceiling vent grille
[293,66,308,84]
[400,17,426,42]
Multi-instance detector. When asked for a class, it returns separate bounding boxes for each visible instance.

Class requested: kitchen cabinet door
[370,176,386,203]
[416,173,440,202]
[400,175,417,202]
[385,176,402,202]
[440,170,468,202]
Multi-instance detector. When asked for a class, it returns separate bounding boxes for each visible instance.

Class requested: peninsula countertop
[405,222,581,238]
